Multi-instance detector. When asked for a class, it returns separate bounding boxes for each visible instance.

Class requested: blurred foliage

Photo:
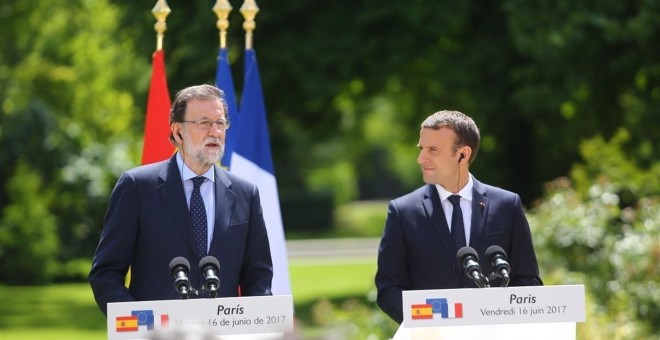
[280,189,335,234]
[0,0,145,283]
[0,0,658,299]
[528,131,659,339]
[284,200,387,239]
[309,296,399,339]
[333,200,388,238]
[571,128,660,200]
[109,0,659,206]
[0,162,58,284]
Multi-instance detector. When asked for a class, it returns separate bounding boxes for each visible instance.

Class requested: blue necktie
[190,176,207,259]
[448,195,466,249]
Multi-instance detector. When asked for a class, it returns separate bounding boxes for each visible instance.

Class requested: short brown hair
[421,110,480,163]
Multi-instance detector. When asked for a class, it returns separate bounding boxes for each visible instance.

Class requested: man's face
[178,98,226,172]
[417,127,462,189]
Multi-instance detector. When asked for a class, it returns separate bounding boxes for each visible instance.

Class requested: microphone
[169,257,191,299]
[199,256,220,298]
[486,245,511,287]
[457,246,489,288]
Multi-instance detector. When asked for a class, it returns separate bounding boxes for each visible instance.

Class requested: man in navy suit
[89,84,272,315]
[375,110,542,323]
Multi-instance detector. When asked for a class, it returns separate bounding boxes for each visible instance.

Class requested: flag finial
[213,0,233,49]
[152,0,172,51]
[240,0,259,50]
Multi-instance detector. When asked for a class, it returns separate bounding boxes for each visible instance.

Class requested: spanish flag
[141,49,173,165]
[116,315,139,332]
[411,303,433,319]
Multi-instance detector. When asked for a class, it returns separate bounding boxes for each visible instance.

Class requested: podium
[106,295,294,340]
[394,285,585,340]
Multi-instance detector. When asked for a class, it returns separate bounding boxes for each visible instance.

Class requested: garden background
[0,0,658,339]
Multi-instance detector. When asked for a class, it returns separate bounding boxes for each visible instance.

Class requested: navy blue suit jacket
[89,154,273,315]
[375,178,542,323]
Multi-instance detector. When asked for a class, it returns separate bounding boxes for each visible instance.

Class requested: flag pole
[236,0,293,295]
[240,0,259,50]
[213,0,232,49]
[213,0,239,168]
[142,0,174,165]
[152,0,171,51]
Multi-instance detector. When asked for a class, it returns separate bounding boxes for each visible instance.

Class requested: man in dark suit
[375,110,542,323]
[89,84,272,316]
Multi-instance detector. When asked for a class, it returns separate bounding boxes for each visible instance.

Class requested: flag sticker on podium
[132,310,155,330]
[115,309,169,333]
[426,298,464,319]
[116,316,138,332]
[411,304,433,319]
[426,298,463,319]
[410,298,464,320]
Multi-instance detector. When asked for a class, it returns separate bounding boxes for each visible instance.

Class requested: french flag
[230,48,291,295]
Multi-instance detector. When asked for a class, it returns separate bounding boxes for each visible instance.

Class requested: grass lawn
[0,283,107,340]
[290,258,376,304]
[0,259,380,340]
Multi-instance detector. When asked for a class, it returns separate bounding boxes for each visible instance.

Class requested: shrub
[528,131,659,339]
[0,162,59,284]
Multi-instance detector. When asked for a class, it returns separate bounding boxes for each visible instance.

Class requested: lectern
[394,285,585,340]
[107,295,294,339]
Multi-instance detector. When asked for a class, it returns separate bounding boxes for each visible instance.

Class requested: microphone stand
[500,272,510,287]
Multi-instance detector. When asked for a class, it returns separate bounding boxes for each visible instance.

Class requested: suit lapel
[469,178,489,247]
[158,154,197,257]
[422,184,457,259]
[208,166,236,255]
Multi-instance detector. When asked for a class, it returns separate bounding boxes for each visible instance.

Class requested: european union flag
[132,310,155,330]
[426,298,448,318]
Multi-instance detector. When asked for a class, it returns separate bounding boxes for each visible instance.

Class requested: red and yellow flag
[116,316,138,332]
[411,303,433,319]
[141,50,173,165]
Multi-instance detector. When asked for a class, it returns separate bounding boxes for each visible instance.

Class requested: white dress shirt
[176,153,216,252]
[435,174,474,246]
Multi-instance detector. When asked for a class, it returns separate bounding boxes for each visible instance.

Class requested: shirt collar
[176,152,215,182]
[435,174,474,202]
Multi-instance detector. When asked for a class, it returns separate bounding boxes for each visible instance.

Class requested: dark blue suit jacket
[375,178,542,323]
[89,154,273,315]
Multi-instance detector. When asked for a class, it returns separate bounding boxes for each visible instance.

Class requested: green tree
[0,162,58,284]
[529,131,659,338]
[110,0,659,207]
[3,0,658,282]
[503,0,660,192]
[0,0,147,283]
[258,0,659,204]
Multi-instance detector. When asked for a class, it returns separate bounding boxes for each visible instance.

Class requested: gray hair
[168,84,229,144]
